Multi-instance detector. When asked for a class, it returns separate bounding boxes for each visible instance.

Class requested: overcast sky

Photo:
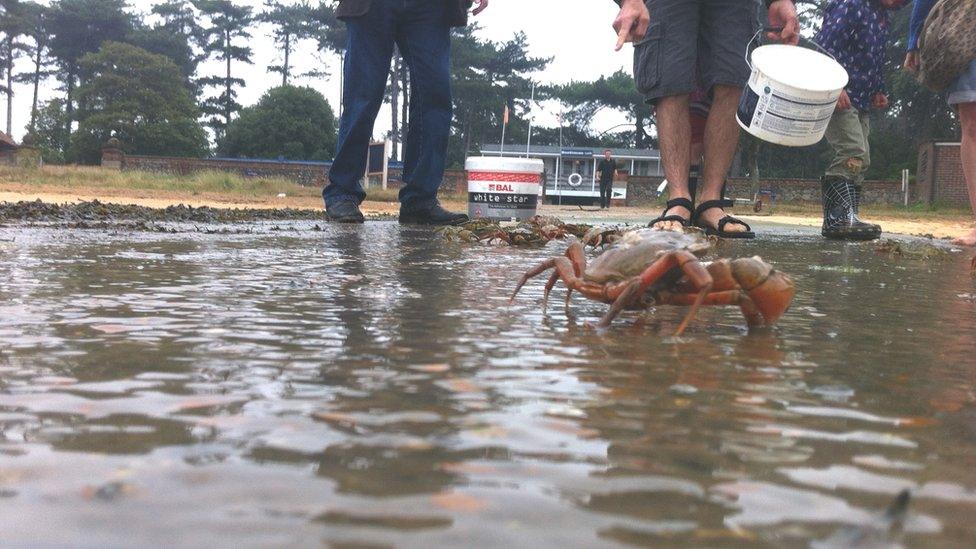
[5,0,631,146]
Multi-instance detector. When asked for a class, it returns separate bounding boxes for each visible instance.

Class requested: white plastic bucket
[465,156,544,221]
[737,44,849,147]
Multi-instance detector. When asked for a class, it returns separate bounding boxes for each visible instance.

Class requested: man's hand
[903,51,919,74]
[767,0,800,45]
[472,0,488,16]
[614,0,651,51]
[872,92,889,110]
[835,89,852,111]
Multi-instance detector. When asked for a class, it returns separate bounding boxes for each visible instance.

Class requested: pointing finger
[615,23,631,51]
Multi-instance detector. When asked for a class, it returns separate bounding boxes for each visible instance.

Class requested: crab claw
[731,256,796,325]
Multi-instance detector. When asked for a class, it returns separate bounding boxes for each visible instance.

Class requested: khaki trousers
[824,108,871,185]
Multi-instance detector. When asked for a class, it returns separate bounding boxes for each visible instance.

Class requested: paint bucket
[737,40,849,147]
[465,157,543,221]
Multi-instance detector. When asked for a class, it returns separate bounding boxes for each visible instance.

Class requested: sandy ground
[1,183,973,241]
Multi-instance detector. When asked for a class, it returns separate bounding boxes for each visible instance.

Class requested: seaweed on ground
[0,199,329,224]
[439,216,627,247]
[875,238,952,260]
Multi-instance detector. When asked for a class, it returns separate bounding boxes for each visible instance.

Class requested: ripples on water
[0,222,973,547]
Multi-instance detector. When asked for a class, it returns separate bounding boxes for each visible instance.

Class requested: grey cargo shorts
[633,0,761,103]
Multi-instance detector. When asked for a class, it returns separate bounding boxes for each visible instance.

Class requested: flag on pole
[503,105,510,125]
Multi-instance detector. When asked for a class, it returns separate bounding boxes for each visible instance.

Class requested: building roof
[481,143,660,160]
[0,132,17,151]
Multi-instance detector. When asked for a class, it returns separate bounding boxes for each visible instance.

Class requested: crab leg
[510,257,583,304]
[599,250,713,334]
[658,290,764,326]
[662,257,795,327]
[542,272,560,313]
[514,241,588,310]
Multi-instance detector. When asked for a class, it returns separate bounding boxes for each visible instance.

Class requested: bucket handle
[745,26,838,72]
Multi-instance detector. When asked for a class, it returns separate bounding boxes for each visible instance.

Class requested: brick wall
[626,177,910,207]
[916,143,969,207]
[107,150,470,196]
[386,168,467,194]
[121,154,332,187]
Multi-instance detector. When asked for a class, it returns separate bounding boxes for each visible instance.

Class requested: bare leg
[653,94,693,229]
[698,85,748,233]
[954,102,976,246]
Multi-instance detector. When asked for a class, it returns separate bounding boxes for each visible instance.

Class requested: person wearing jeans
[905,0,976,246]
[325,0,488,224]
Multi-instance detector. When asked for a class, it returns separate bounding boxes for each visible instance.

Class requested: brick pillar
[101,137,125,169]
[915,143,935,205]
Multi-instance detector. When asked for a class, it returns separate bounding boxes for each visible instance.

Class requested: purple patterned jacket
[816,0,902,112]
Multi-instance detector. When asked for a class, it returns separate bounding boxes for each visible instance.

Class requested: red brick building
[916,142,970,207]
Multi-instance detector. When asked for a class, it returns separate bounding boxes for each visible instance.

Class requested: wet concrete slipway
[0,215,975,547]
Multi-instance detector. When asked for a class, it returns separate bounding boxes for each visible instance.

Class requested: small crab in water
[509,227,796,334]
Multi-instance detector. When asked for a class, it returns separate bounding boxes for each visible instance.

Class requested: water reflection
[0,223,973,546]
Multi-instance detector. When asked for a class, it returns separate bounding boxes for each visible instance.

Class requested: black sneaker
[325,200,365,223]
[399,202,469,226]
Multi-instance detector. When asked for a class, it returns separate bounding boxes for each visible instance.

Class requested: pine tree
[259,0,316,86]
[13,1,56,133]
[46,0,133,153]
[194,0,254,140]
[0,0,27,135]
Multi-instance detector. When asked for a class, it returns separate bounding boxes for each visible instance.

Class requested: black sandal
[649,198,694,228]
[693,199,755,239]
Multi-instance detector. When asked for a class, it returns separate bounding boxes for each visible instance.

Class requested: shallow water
[0,221,974,547]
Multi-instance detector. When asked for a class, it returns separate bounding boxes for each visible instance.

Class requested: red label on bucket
[467,172,540,183]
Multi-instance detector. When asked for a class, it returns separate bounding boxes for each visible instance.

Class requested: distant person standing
[905,0,976,246]
[597,150,618,209]
[816,0,907,241]
[324,0,489,224]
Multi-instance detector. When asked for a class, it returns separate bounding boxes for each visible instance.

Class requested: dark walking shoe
[326,200,365,224]
[399,202,469,226]
[821,176,881,240]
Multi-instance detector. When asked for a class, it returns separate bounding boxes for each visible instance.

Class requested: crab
[509,228,796,334]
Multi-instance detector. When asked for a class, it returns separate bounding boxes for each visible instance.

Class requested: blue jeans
[324,0,453,210]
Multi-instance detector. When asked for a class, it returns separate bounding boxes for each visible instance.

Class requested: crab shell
[583,228,715,285]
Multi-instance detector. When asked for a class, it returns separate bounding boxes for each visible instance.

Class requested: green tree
[13,1,56,133]
[310,2,345,113]
[29,97,68,163]
[554,69,654,149]
[153,0,206,41]
[311,1,345,70]
[69,41,208,164]
[145,0,208,98]
[259,0,316,86]
[449,26,550,167]
[46,0,133,150]
[127,23,201,98]
[0,0,28,136]
[194,0,254,139]
[218,85,336,161]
